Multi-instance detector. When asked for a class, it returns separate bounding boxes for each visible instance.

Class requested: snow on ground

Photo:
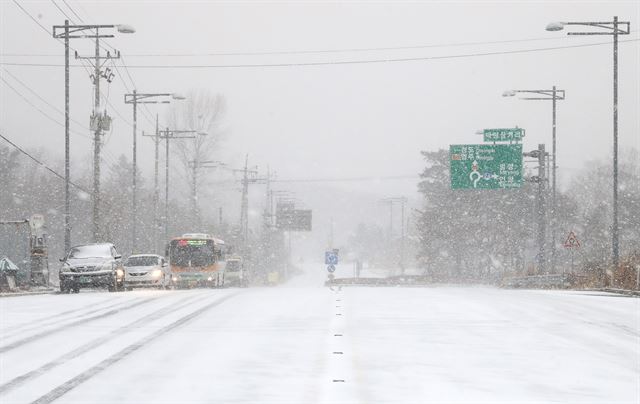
[0,263,638,403]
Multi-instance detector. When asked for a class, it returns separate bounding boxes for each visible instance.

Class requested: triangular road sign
[563,231,581,248]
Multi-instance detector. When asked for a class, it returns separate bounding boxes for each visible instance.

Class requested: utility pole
[401,198,406,274]
[59,20,71,253]
[132,90,138,251]
[153,116,160,250]
[263,166,272,230]
[537,144,547,274]
[524,145,548,274]
[76,31,120,242]
[502,87,565,273]
[157,128,198,244]
[240,155,250,245]
[53,22,133,248]
[192,157,197,224]
[142,115,161,253]
[546,16,630,282]
[235,155,259,247]
[126,92,183,253]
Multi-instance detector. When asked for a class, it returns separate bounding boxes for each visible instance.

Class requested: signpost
[276,204,312,231]
[563,231,581,274]
[450,144,523,189]
[325,249,339,276]
[483,128,524,142]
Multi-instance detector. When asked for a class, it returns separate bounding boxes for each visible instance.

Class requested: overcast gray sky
[1,0,639,251]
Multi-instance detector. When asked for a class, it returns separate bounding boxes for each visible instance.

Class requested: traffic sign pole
[536,144,546,274]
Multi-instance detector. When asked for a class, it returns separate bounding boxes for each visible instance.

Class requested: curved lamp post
[546,17,630,274]
[503,87,565,273]
[53,21,134,250]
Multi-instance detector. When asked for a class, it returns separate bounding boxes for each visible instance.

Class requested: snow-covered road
[1,265,638,404]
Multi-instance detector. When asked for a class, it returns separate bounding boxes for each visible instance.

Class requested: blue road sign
[327,264,336,273]
[325,251,339,265]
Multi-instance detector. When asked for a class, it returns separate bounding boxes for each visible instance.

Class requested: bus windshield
[170,240,215,267]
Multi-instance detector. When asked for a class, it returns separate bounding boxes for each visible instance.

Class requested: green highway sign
[483,128,524,142]
[450,144,523,189]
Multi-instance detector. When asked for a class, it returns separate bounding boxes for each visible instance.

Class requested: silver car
[123,254,169,290]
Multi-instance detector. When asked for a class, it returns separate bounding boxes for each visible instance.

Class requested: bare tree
[166,89,226,228]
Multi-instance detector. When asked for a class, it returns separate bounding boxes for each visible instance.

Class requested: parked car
[59,243,124,293]
[124,254,169,289]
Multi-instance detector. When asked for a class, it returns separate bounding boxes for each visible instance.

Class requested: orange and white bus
[166,233,226,288]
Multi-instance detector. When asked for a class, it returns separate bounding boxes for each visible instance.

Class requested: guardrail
[501,274,582,289]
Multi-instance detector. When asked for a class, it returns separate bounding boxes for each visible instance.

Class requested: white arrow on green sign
[483,128,524,142]
[450,144,523,189]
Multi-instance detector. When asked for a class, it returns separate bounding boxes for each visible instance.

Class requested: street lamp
[53,21,134,251]
[115,25,136,34]
[546,16,630,273]
[124,92,185,254]
[503,87,565,273]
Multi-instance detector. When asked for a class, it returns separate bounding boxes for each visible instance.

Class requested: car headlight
[116,268,124,278]
[151,269,162,278]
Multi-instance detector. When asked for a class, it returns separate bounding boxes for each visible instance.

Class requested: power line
[12,0,54,37]
[49,0,76,24]
[2,67,90,130]
[118,55,158,125]
[1,38,638,69]
[109,59,156,126]
[11,0,128,182]
[61,0,84,23]
[40,0,147,130]
[114,36,577,56]
[2,34,636,58]
[0,75,91,140]
[0,132,90,193]
[10,0,78,54]
[60,1,157,128]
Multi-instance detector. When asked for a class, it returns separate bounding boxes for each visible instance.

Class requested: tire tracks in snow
[0,292,207,394]
[29,291,241,404]
[0,296,157,354]
[2,298,138,339]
